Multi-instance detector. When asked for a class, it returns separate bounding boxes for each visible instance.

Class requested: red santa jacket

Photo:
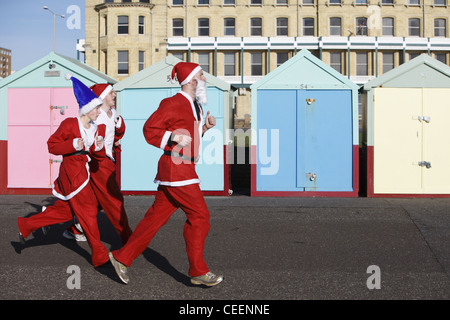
[143,91,203,187]
[48,117,105,200]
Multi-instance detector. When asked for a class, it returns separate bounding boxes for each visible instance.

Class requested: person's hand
[172,134,192,147]
[204,111,216,129]
[77,138,84,150]
[96,136,104,149]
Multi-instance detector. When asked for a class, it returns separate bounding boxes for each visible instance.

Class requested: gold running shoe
[109,252,129,284]
[191,272,224,286]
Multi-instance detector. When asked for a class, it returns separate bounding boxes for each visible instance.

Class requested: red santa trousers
[87,157,132,244]
[17,182,109,267]
[112,183,210,277]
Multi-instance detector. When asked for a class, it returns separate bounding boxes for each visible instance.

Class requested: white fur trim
[180,66,202,86]
[115,116,122,129]
[52,163,90,201]
[160,131,172,149]
[65,73,73,80]
[79,98,103,116]
[98,85,113,100]
[154,178,200,187]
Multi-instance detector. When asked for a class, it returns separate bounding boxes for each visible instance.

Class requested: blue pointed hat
[65,73,102,116]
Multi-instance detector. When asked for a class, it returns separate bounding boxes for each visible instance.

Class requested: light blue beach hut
[114,55,233,195]
[250,49,359,197]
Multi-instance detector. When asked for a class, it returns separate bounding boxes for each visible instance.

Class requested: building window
[104,50,108,74]
[382,18,394,36]
[104,15,108,36]
[277,0,288,4]
[251,18,262,36]
[408,0,420,5]
[277,18,288,36]
[173,19,184,36]
[118,51,129,75]
[330,17,341,36]
[173,0,183,5]
[435,53,447,64]
[303,0,314,4]
[172,52,184,61]
[198,52,210,73]
[356,17,368,36]
[224,0,235,4]
[251,52,263,75]
[330,52,342,73]
[140,0,150,3]
[383,52,394,73]
[355,0,367,4]
[277,52,289,67]
[409,52,420,60]
[329,0,341,4]
[435,0,446,5]
[139,51,145,71]
[409,18,421,37]
[382,0,394,3]
[435,19,446,37]
[198,18,210,36]
[356,52,368,76]
[139,16,145,35]
[251,0,262,4]
[303,18,314,36]
[118,16,129,34]
[224,52,235,76]
[198,0,209,4]
[224,18,235,36]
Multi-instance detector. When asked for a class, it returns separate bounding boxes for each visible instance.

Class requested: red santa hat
[171,62,202,85]
[89,83,113,100]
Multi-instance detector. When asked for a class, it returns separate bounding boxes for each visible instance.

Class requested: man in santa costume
[108,62,223,286]
[17,74,110,268]
[63,83,132,245]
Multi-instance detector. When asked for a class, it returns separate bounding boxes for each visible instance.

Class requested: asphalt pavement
[1,194,449,311]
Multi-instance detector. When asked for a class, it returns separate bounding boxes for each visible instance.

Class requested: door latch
[306,173,317,181]
[417,116,431,123]
[418,161,431,169]
[50,105,68,115]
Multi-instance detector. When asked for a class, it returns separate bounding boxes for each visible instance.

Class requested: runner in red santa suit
[17,74,110,267]
[63,83,132,245]
[108,62,223,286]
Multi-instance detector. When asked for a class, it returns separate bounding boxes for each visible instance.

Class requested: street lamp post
[43,6,65,52]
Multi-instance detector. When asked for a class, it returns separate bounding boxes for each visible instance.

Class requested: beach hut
[362,54,450,197]
[114,55,233,195]
[250,49,359,196]
[0,52,116,194]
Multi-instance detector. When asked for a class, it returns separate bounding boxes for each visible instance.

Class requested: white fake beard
[195,79,207,105]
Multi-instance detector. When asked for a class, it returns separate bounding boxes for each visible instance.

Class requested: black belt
[163,150,197,163]
[63,150,89,158]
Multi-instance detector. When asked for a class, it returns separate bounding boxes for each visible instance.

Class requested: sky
[0,0,85,71]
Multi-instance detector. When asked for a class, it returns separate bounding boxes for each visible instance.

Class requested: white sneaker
[63,229,87,242]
